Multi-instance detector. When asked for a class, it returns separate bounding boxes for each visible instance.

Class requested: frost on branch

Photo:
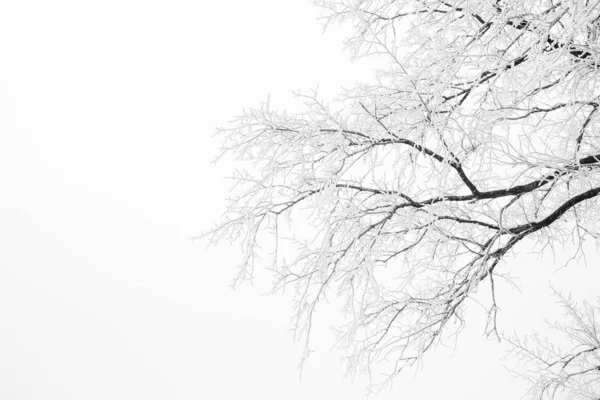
[206,0,600,392]
[505,290,600,400]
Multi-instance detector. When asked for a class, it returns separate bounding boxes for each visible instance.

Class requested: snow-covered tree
[207,1,600,397]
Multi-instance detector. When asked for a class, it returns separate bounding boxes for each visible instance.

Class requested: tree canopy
[207,1,600,398]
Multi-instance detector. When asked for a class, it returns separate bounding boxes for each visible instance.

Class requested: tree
[206,0,600,398]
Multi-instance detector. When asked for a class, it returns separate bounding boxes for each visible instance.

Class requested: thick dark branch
[375,137,480,195]
[376,137,446,163]
[273,155,598,220]
[335,183,419,205]
[454,165,480,195]
[580,154,600,165]
[576,105,599,154]
[434,215,499,230]
[410,154,600,206]
[510,186,600,234]
[553,346,600,369]
[442,53,528,105]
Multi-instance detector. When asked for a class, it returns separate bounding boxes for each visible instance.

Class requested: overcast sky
[1,1,598,399]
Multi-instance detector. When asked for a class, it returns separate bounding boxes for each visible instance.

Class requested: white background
[1,1,598,399]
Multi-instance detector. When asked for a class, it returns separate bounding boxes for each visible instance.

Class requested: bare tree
[206,0,600,397]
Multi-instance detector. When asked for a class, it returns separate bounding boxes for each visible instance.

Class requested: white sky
[1,1,598,399]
